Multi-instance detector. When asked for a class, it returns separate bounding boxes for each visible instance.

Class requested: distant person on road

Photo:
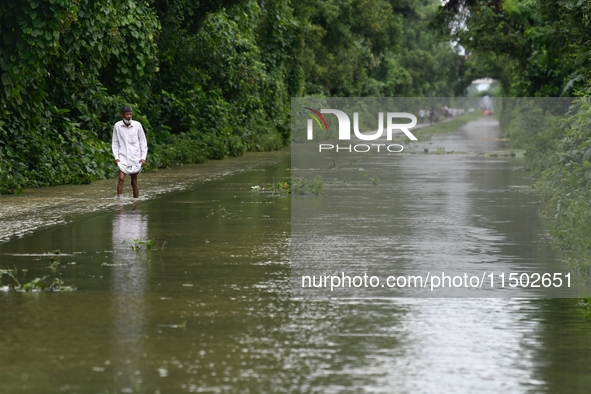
[112,106,148,198]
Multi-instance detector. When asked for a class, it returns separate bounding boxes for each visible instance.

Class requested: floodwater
[290,118,584,298]
[1,119,591,393]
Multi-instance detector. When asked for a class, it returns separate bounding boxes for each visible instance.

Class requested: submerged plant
[251,176,324,196]
[17,275,76,292]
[48,256,60,271]
[130,239,154,252]
[207,205,241,219]
[291,176,323,196]
[1,266,20,287]
[1,254,77,292]
[49,277,76,292]
[21,276,48,292]
[122,238,155,253]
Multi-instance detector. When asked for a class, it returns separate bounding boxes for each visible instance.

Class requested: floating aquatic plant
[121,238,155,252]
[130,239,154,252]
[21,276,48,292]
[206,205,242,219]
[49,277,76,292]
[0,252,77,292]
[251,176,324,196]
[48,255,60,271]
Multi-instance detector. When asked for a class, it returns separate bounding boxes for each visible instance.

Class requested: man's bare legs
[116,171,140,198]
[131,173,139,198]
[117,171,125,197]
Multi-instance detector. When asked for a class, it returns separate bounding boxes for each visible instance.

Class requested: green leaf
[2,73,11,86]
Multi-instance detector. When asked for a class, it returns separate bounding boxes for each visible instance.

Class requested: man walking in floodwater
[112,106,148,198]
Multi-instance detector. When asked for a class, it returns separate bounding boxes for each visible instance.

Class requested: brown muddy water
[1,119,591,393]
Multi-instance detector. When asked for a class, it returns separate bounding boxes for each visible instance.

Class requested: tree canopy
[0,0,465,194]
[434,0,591,96]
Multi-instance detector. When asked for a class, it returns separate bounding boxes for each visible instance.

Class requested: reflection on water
[1,133,591,392]
[389,299,540,393]
[110,202,149,389]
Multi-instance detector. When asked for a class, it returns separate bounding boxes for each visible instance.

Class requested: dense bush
[526,99,591,259]
[494,97,591,264]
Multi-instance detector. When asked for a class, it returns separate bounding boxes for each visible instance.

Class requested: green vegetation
[5,0,591,267]
[0,252,76,292]
[291,176,323,195]
[251,176,323,195]
[130,238,154,253]
[435,0,582,97]
[437,1,591,266]
[517,98,591,268]
[0,0,466,194]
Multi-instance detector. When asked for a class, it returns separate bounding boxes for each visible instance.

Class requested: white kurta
[112,120,148,166]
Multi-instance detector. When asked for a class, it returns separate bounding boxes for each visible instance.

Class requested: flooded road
[2,119,591,393]
[0,152,282,242]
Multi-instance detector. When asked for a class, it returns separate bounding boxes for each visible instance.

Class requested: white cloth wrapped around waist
[117,162,142,175]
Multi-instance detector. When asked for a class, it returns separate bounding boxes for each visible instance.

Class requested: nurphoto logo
[304,107,418,153]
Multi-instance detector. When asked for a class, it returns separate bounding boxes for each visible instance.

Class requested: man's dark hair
[121,105,133,113]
